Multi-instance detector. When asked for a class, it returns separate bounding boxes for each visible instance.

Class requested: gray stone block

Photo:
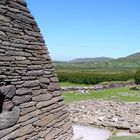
[2,100,14,111]
[12,95,32,105]
[0,85,16,99]
[23,80,40,87]
[32,93,52,102]
[0,0,73,139]
[0,106,20,130]
[16,88,32,95]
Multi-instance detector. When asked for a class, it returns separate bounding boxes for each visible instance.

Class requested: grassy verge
[60,82,92,87]
[60,80,134,87]
[63,86,140,104]
[108,136,140,140]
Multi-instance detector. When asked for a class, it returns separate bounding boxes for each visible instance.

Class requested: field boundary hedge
[57,72,134,85]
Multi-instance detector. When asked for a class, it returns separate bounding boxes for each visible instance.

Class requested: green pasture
[53,60,140,71]
[63,86,140,104]
[108,136,140,140]
[60,82,92,87]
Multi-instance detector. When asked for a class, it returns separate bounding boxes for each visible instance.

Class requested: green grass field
[63,86,140,104]
[108,136,140,140]
[60,82,92,87]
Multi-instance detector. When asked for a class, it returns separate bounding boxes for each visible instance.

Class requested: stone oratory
[0,0,73,139]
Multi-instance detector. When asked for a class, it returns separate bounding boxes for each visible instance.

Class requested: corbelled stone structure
[0,0,73,139]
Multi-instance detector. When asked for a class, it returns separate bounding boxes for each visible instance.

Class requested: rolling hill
[70,57,114,63]
[53,52,140,71]
[115,52,140,62]
[110,52,140,68]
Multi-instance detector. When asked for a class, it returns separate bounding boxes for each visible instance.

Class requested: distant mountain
[53,52,140,70]
[126,52,140,58]
[114,52,140,62]
[70,57,114,63]
[108,52,140,69]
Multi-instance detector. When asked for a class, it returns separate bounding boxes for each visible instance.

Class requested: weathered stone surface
[0,0,7,5]
[6,50,32,56]
[130,126,140,133]
[20,101,36,109]
[48,83,60,91]
[16,88,32,95]
[50,77,59,82]
[115,122,131,129]
[17,0,26,6]
[0,74,6,79]
[0,106,20,130]
[21,106,36,116]
[8,1,29,12]
[1,124,34,140]
[18,110,41,123]
[0,31,6,36]
[2,100,14,111]
[26,70,44,76]
[15,135,29,140]
[23,80,40,87]
[39,77,50,84]
[13,39,29,44]
[38,128,52,138]
[12,95,32,105]
[0,0,72,139]
[0,124,20,139]
[21,117,38,127]
[33,114,54,127]
[0,85,16,99]
[32,94,52,102]
[41,104,58,113]
[28,65,42,70]
[21,35,37,41]
[25,30,42,37]
[45,128,62,140]
[53,91,62,97]
[0,15,11,22]
[36,97,62,109]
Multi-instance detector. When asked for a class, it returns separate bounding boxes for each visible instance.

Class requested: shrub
[134,69,140,84]
[57,71,134,85]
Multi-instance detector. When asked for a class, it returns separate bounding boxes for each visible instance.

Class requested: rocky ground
[68,100,140,133]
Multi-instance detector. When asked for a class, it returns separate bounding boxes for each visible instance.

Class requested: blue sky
[26,0,140,61]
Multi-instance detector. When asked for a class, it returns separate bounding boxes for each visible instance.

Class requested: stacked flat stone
[0,0,73,139]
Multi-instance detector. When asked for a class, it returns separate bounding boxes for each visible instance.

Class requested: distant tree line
[134,69,140,84]
[57,71,135,85]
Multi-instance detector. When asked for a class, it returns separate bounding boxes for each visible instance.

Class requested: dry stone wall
[0,0,73,139]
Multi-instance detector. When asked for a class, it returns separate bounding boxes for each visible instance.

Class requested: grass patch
[60,82,91,87]
[108,136,140,140]
[63,87,140,104]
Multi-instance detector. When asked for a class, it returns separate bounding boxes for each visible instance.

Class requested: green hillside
[53,52,140,71]
[110,52,140,68]
[70,57,114,63]
[113,52,140,62]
